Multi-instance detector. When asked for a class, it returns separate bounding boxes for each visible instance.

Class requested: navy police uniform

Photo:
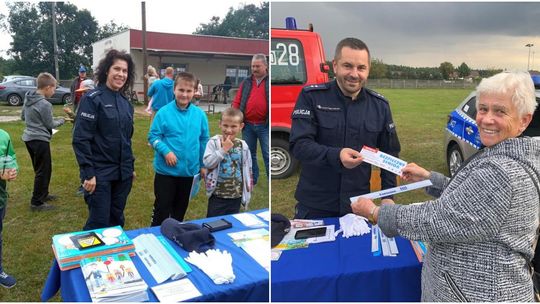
[290,80,401,219]
[73,84,135,230]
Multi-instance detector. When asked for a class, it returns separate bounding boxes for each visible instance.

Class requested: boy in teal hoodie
[0,129,18,288]
[148,72,209,226]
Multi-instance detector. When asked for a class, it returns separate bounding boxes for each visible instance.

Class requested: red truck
[270,18,329,178]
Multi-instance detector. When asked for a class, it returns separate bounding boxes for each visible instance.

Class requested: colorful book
[410,240,427,263]
[52,226,135,271]
[80,253,148,302]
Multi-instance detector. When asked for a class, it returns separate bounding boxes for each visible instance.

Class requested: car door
[460,96,481,148]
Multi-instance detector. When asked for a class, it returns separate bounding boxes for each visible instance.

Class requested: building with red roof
[92,29,268,102]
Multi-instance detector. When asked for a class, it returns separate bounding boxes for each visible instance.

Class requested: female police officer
[73,49,136,230]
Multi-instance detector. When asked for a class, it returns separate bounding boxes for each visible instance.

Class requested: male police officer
[290,38,401,219]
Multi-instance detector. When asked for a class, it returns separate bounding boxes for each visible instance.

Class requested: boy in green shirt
[0,129,18,288]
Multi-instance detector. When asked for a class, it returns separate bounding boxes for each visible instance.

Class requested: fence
[366,79,477,89]
[59,80,239,104]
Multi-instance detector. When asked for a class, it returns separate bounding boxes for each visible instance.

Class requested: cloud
[271,2,540,69]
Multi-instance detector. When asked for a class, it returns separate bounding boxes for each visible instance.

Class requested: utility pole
[52,2,60,80]
[526,43,534,71]
[142,1,148,104]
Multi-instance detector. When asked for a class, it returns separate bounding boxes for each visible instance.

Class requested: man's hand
[83,176,97,194]
[165,152,177,167]
[0,169,17,181]
[132,171,136,180]
[200,168,207,180]
[401,163,430,182]
[221,135,234,152]
[340,148,363,169]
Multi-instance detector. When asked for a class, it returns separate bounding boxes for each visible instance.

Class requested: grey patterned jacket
[379,137,540,302]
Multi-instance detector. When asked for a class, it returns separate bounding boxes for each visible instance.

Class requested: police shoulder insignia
[366,88,389,104]
[304,83,329,92]
[87,89,102,98]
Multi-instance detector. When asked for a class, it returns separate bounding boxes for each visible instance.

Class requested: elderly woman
[352,71,540,302]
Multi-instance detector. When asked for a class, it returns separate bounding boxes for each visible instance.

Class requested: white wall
[91,31,131,71]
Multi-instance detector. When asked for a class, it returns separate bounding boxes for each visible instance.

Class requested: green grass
[271,88,471,219]
[0,104,268,301]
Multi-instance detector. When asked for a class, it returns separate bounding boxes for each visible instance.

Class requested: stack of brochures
[52,226,135,271]
[228,228,270,271]
[80,253,149,302]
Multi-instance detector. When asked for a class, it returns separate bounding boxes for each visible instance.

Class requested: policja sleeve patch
[292,109,311,118]
[80,112,96,120]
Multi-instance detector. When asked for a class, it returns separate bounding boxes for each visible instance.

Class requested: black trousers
[25,140,52,206]
[150,173,193,226]
[83,178,133,230]
[207,195,242,218]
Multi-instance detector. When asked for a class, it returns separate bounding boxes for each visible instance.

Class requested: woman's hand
[83,176,97,194]
[401,163,431,182]
[351,197,376,218]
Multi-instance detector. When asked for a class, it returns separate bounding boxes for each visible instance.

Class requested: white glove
[339,213,371,238]
[185,249,235,284]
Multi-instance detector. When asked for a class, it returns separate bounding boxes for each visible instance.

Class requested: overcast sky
[271,2,540,70]
[0,0,263,57]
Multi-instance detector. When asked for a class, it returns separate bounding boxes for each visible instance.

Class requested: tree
[194,2,269,39]
[369,58,387,79]
[97,21,128,41]
[3,2,127,79]
[457,62,471,78]
[439,62,455,80]
[0,57,16,77]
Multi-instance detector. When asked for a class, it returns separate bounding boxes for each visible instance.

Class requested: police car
[444,77,540,176]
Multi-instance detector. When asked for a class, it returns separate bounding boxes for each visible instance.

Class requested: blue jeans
[242,122,269,185]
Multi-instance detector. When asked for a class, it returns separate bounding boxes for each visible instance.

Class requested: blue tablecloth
[271,218,422,302]
[41,210,269,302]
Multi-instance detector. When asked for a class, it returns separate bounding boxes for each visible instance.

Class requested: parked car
[1,75,32,83]
[444,90,540,176]
[0,77,71,106]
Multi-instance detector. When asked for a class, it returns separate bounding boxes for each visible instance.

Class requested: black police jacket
[73,85,135,182]
[289,80,401,215]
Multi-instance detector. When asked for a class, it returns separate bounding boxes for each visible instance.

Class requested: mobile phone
[203,219,233,232]
[294,227,327,240]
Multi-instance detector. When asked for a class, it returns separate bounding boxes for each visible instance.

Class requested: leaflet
[360,145,407,176]
[151,278,201,302]
[132,234,186,284]
[349,180,433,203]
[232,213,267,228]
[371,225,381,256]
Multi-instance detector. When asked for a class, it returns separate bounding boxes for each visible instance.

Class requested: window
[17,79,35,87]
[270,38,306,85]
[225,66,249,87]
[160,64,188,78]
[461,96,477,119]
